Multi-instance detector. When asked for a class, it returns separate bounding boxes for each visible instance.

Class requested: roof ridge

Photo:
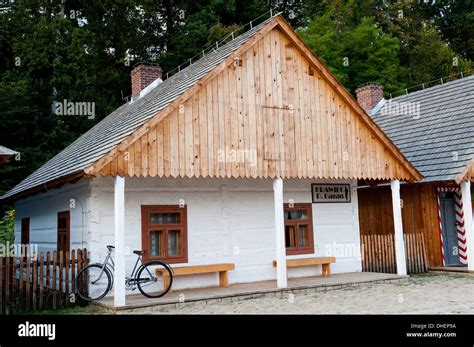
[389,73,474,100]
[161,10,280,82]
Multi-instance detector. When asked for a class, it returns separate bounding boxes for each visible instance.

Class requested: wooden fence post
[25,255,30,311]
[39,253,44,310]
[59,251,64,308]
[32,253,38,312]
[52,250,57,310]
[71,250,76,295]
[45,251,51,308]
[65,251,70,307]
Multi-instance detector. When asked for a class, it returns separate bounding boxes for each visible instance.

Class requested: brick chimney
[355,83,384,113]
[131,63,163,96]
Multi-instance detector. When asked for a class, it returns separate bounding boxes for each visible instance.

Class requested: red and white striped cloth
[436,192,445,266]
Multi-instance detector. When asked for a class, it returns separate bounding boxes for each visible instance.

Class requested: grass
[33,305,99,315]
[10,304,100,315]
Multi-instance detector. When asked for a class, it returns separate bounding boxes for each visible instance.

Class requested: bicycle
[75,245,173,301]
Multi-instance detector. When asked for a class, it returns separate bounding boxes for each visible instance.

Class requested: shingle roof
[371,75,474,182]
[1,16,276,200]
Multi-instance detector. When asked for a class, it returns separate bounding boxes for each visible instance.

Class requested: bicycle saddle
[133,250,143,255]
[107,245,115,250]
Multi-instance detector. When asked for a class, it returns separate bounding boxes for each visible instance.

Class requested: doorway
[57,211,70,253]
[439,194,462,266]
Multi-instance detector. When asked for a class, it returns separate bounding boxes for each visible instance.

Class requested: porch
[93,272,407,313]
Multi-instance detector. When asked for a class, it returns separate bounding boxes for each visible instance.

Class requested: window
[57,211,70,254]
[141,205,188,263]
[284,203,314,255]
[21,218,30,245]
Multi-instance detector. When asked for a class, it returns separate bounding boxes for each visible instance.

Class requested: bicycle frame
[95,248,156,292]
[77,246,173,301]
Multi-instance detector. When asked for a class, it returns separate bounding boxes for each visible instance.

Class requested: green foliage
[207,23,241,45]
[299,16,406,94]
[407,25,472,85]
[0,210,15,245]
[432,0,474,61]
[298,0,473,94]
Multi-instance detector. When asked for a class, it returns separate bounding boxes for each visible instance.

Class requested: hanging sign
[311,184,351,203]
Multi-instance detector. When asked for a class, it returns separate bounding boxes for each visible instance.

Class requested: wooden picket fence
[361,233,428,274]
[403,233,429,274]
[0,248,88,314]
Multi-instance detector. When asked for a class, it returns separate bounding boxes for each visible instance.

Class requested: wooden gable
[87,17,421,182]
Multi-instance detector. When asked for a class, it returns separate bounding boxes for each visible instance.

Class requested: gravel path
[154,273,474,314]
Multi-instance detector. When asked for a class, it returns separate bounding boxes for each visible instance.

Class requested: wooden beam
[460,181,474,272]
[114,176,126,307]
[455,159,474,184]
[273,177,287,288]
[391,179,407,275]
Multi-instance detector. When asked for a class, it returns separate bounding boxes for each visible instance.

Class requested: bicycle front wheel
[76,263,112,301]
[137,261,173,298]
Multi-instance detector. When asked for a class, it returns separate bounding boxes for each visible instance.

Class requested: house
[356,77,474,271]
[0,14,421,307]
[0,145,18,165]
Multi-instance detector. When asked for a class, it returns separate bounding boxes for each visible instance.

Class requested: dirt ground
[152,273,474,314]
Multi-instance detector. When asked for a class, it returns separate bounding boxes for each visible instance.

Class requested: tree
[299,0,473,94]
[299,16,406,94]
[431,0,474,61]
[0,210,15,246]
[406,25,472,85]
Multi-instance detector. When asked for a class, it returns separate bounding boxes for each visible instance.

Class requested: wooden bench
[156,263,235,291]
[273,257,336,277]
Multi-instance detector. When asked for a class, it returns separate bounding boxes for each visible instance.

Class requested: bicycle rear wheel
[136,261,173,298]
[76,264,112,301]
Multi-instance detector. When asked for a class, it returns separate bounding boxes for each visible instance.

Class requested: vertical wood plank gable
[96,27,416,182]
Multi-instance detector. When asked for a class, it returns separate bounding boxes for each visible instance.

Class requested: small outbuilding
[357,76,474,271]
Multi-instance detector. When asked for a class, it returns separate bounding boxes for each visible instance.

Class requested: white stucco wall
[14,179,91,254]
[88,177,362,290]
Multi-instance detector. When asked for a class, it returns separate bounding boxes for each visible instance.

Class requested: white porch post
[273,177,287,288]
[460,181,474,272]
[391,180,407,275]
[114,176,126,307]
